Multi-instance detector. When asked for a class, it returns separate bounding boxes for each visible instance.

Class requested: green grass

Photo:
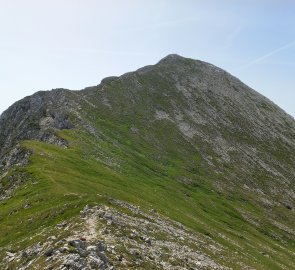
[1,68,295,269]
[0,123,294,269]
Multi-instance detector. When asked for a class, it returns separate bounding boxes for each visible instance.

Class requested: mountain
[0,54,294,270]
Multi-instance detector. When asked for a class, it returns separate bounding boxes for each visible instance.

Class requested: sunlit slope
[0,55,294,269]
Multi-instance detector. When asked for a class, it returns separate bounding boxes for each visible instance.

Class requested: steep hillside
[0,55,294,269]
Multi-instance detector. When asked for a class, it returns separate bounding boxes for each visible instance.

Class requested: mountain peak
[157,53,188,64]
[1,55,295,269]
[160,53,185,60]
[156,54,223,75]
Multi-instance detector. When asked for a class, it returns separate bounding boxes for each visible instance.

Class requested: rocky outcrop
[0,89,73,170]
[2,200,229,270]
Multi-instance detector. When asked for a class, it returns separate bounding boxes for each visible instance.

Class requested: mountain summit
[0,55,294,269]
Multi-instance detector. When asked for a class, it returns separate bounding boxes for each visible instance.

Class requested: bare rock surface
[2,201,229,270]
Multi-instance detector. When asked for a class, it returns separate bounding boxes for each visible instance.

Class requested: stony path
[2,200,230,270]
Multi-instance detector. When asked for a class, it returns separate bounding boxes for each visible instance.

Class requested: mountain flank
[0,54,294,269]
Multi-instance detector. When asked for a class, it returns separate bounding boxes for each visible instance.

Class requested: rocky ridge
[2,200,229,270]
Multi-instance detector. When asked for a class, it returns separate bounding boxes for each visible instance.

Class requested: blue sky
[1,0,294,117]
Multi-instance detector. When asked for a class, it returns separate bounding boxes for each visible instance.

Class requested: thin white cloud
[241,40,295,69]
[128,16,201,32]
[225,26,243,49]
[0,44,153,57]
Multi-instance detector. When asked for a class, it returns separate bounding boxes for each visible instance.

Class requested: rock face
[0,89,73,169]
[0,54,295,269]
[0,89,76,200]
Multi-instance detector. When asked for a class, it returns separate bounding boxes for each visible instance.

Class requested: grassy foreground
[0,123,294,270]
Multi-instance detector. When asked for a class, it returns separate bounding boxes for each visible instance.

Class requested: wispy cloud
[128,16,201,32]
[240,40,295,69]
[0,44,154,57]
[225,26,243,49]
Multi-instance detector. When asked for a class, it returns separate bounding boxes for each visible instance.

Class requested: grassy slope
[0,119,294,269]
[1,58,294,269]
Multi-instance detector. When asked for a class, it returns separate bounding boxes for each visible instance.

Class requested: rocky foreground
[2,199,230,270]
